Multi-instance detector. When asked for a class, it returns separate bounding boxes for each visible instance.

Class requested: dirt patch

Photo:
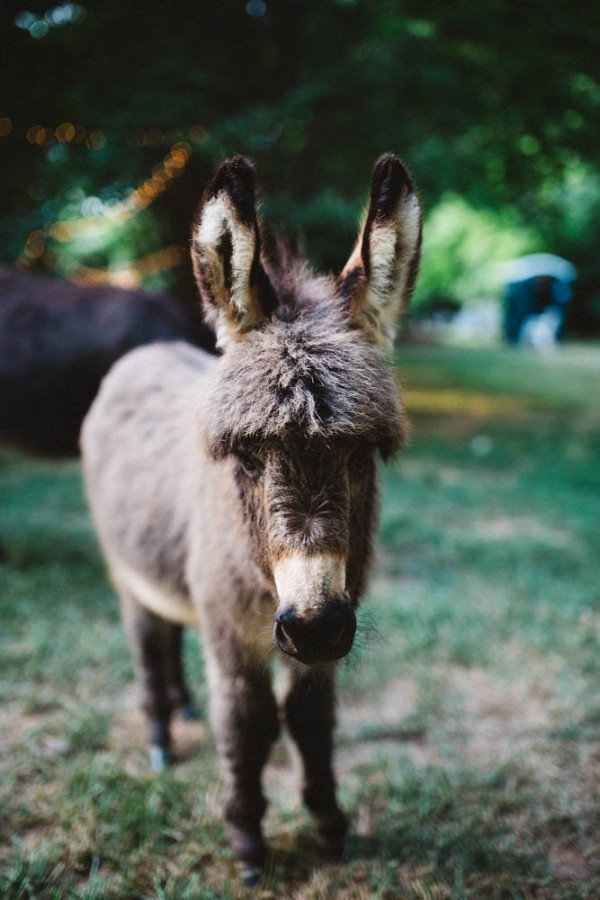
[335,677,442,774]
[339,677,419,736]
[446,666,557,766]
[549,841,590,883]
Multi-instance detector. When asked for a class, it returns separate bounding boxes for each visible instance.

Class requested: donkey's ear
[338,154,422,351]
[191,156,271,348]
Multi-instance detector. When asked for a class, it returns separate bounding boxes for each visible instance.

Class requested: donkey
[81,153,421,882]
[0,267,212,457]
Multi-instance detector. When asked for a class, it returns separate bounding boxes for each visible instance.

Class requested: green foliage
[415,196,541,307]
[51,206,166,286]
[1,0,600,325]
[535,163,600,329]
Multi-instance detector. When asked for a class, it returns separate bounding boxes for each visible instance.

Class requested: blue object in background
[503,255,576,345]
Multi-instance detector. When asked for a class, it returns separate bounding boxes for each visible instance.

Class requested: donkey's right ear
[191,156,271,348]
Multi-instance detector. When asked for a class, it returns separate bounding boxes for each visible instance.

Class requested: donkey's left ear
[338,154,422,351]
[191,156,272,348]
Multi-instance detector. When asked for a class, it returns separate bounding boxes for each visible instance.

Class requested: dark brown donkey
[0,268,212,457]
[81,153,422,883]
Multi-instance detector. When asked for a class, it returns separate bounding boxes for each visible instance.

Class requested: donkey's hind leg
[121,593,178,771]
[163,623,200,721]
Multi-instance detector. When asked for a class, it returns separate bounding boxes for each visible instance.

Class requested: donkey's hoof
[149,745,172,772]
[315,811,349,859]
[239,865,263,888]
[230,828,267,883]
[180,703,200,722]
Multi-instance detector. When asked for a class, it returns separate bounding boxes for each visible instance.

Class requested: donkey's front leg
[204,650,279,882]
[282,665,348,855]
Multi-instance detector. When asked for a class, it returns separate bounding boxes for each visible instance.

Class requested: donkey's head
[192,155,421,665]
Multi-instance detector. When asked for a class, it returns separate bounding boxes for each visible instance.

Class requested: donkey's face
[192,155,421,665]
[235,436,371,665]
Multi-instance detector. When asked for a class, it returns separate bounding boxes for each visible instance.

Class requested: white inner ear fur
[195,193,261,347]
[360,191,422,352]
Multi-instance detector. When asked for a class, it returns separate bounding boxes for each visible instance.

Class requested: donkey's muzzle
[273,601,356,665]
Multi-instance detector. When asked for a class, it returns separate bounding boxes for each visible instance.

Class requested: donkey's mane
[259,235,342,321]
[202,296,406,460]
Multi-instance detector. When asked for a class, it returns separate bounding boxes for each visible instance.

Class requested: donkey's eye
[235,450,264,480]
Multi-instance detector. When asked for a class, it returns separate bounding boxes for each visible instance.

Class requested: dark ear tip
[206,155,258,225]
[370,153,415,215]
[207,155,256,199]
[224,154,256,177]
[372,152,413,182]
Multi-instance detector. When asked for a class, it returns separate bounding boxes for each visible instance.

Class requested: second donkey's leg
[282,665,348,854]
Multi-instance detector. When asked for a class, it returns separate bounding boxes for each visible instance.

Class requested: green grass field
[1,344,599,899]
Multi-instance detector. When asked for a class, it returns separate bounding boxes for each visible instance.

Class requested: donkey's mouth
[272,602,357,665]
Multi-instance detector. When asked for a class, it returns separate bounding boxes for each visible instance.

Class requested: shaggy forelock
[201,308,406,459]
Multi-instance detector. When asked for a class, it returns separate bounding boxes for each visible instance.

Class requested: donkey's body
[82,154,421,881]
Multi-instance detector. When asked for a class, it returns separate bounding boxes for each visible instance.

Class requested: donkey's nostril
[274,617,298,656]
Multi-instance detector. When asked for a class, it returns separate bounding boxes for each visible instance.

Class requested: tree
[2,0,599,327]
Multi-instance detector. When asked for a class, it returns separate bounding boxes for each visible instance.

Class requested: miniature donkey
[81,153,421,881]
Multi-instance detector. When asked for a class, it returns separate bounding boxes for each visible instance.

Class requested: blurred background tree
[2,0,599,332]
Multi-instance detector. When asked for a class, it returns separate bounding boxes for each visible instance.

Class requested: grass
[1,343,599,898]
